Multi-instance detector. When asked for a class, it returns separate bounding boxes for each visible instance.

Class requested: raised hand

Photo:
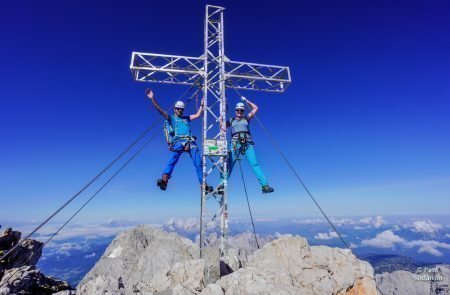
[146,88,154,100]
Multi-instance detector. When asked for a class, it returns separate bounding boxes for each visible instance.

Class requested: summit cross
[130,5,291,269]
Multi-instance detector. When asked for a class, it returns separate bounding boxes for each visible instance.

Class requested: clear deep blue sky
[1,0,449,223]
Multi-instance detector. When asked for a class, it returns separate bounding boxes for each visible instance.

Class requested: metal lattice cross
[130,5,290,275]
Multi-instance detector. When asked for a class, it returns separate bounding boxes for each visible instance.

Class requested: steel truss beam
[225,60,290,92]
[130,52,203,86]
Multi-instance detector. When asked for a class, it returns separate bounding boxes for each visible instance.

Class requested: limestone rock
[216,266,301,295]
[77,227,378,295]
[212,236,377,295]
[3,239,43,269]
[53,291,77,295]
[77,225,199,295]
[138,259,205,294]
[200,284,224,295]
[226,233,273,253]
[220,248,249,275]
[0,265,71,295]
[0,233,73,295]
[376,265,450,295]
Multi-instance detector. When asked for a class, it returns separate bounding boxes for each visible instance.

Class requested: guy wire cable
[238,160,260,249]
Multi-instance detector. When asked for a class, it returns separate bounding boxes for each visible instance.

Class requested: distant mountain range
[29,215,450,287]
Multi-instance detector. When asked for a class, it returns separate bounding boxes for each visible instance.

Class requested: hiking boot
[262,185,274,194]
[202,184,214,194]
[157,174,170,191]
[216,184,225,195]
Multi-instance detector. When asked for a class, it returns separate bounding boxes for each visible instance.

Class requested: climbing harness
[174,135,198,151]
[234,132,251,154]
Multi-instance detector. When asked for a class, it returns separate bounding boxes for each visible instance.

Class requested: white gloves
[240,96,247,102]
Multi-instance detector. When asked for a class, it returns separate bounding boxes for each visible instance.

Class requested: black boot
[262,185,274,194]
[216,184,225,195]
[157,174,170,191]
[202,184,214,194]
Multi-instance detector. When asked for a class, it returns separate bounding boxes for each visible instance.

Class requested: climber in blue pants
[220,97,274,194]
[146,88,213,192]
[163,140,202,184]
[228,141,268,187]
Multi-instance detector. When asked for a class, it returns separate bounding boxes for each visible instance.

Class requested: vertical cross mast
[200,5,228,259]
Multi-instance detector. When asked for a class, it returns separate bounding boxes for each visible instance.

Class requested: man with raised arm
[146,89,213,192]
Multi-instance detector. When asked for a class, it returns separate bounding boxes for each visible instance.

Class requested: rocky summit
[77,225,377,294]
[0,238,73,295]
[376,266,450,295]
[4,226,449,294]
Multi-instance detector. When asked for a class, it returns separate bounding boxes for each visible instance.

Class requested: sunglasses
[175,108,184,111]
[236,109,244,112]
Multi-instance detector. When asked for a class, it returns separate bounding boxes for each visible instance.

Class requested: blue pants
[163,141,203,184]
[222,142,268,186]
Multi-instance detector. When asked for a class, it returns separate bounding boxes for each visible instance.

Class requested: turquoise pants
[222,141,268,186]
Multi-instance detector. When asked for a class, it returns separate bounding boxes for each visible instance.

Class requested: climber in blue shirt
[220,97,274,194]
[146,89,213,192]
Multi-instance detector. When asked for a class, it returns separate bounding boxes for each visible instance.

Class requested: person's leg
[163,142,184,178]
[189,142,213,192]
[216,142,242,195]
[188,142,203,184]
[220,142,238,185]
[244,144,268,186]
[227,147,238,181]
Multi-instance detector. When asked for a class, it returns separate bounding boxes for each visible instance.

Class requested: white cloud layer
[410,220,442,234]
[359,216,386,228]
[360,230,405,248]
[403,240,450,256]
[314,231,339,240]
[12,219,158,244]
[329,218,355,226]
[292,218,324,224]
[359,230,450,256]
[84,252,96,259]
[165,217,199,232]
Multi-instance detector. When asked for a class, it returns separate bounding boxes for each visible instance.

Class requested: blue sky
[1,0,449,223]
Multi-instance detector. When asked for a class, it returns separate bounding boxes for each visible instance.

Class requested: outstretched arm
[242,97,258,120]
[146,89,169,120]
[189,98,204,120]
